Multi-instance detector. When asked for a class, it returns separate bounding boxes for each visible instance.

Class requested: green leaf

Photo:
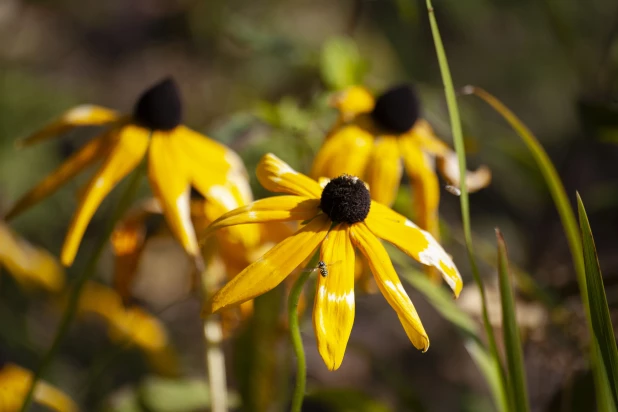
[319,36,366,90]
[496,230,530,412]
[577,194,618,408]
[463,86,614,411]
[424,3,508,410]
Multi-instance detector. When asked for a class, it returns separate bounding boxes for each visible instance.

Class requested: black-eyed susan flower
[0,221,65,293]
[311,84,491,237]
[0,362,77,412]
[202,153,462,370]
[5,77,257,266]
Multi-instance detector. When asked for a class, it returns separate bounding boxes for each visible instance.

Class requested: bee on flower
[202,153,462,370]
[311,84,491,238]
[5,77,258,266]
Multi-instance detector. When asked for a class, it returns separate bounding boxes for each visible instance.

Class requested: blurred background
[1,0,618,411]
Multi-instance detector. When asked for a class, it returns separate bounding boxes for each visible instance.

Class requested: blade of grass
[424,3,509,410]
[496,230,530,412]
[577,193,618,408]
[394,255,509,412]
[463,86,615,412]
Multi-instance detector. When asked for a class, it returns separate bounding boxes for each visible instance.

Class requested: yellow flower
[311,84,491,237]
[202,153,462,370]
[5,77,256,266]
[0,221,65,292]
[0,363,77,412]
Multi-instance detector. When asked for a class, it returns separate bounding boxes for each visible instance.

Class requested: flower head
[203,153,462,370]
[5,77,257,266]
[312,84,491,237]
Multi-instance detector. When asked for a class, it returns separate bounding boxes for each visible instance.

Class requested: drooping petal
[0,221,65,292]
[5,132,113,220]
[437,150,492,193]
[365,136,403,206]
[310,125,373,180]
[366,202,462,297]
[404,119,450,156]
[61,125,150,266]
[257,153,322,198]
[398,135,440,237]
[204,214,331,314]
[204,196,320,235]
[313,223,355,370]
[18,105,120,147]
[350,222,429,351]
[331,86,375,121]
[148,132,196,257]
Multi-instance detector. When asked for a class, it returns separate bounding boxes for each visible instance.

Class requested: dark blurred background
[1,0,618,411]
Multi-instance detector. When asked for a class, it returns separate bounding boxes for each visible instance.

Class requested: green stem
[288,254,319,412]
[19,163,145,412]
[424,1,510,410]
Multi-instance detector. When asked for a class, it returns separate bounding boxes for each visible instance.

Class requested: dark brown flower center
[320,175,371,224]
[133,77,182,131]
[370,84,420,134]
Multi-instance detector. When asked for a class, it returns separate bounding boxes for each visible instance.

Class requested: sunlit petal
[437,150,492,192]
[310,125,373,180]
[398,135,440,237]
[313,223,355,370]
[61,125,149,266]
[350,223,429,351]
[366,202,462,297]
[257,153,322,198]
[331,86,375,120]
[5,132,113,220]
[17,105,120,147]
[205,196,320,235]
[365,136,402,206]
[405,119,450,156]
[204,214,331,314]
[148,132,196,257]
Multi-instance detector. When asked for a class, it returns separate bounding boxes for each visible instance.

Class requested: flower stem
[203,315,228,412]
[288,254,319,412]
[19,163,145,412]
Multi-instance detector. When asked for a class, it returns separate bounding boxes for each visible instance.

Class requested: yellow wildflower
[203,153,462,370]
[6,77,257,266]
[312,84,491,237]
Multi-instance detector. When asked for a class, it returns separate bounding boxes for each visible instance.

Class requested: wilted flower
[312,84,491,237]
[6,77,256,266]
[203,153,462,370]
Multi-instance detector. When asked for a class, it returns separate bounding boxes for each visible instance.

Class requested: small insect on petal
[445,185,461,196]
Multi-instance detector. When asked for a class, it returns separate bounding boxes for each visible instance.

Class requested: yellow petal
[405,119,450,156]
[18,105,120,147]
[310,125,373,180]
[108,306,168,352]
[350,222,429,351]
[398,135,440,237]
[6,132,113,220]
[313,223,355,371]
[365,136,402,206]
[148,132,197,257]
[257,153,322,198]
[0,363,77,412]
[0,222,65,292]
[365,202,462,297]
[77,281,123,322]
[205,196,320,235]
[204,214,331,314]
[331,86,375,120]
[61,125,149,266]
[437,150,492,192]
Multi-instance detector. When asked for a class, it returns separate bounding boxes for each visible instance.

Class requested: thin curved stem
[19,162,145,412]
[288,254,319,412]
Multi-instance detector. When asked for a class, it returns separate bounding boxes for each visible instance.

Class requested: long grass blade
[577,193,618,408]
[424,4,509,410]
[464,86,615,411]
[496,230,530,412]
